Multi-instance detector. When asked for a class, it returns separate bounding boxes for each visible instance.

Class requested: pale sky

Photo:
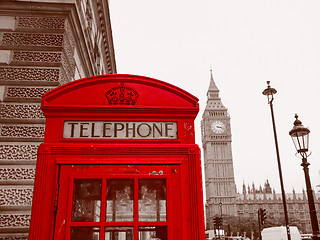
[109,0,320,194]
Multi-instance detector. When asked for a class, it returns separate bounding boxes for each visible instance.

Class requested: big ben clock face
[211,120,226,134]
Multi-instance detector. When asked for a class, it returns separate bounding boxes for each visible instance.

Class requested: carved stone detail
[62,32,74,63]
[0,144,39,161]
[0,235,28,240]
[61,52,75,79]
[0,214,31,228]
[0,125,44,139]
[0,104,44,119]
[97,0,113,74]
[17,17,65,30]
[0,67,60,83]
[0,188,33,206]
[64,19,75,52]
[1,33,64,48]
[63,43,74,69]
[0,168,35,181]
[59,71,68,85]
[12,51,62,63]
[5,87,52,100]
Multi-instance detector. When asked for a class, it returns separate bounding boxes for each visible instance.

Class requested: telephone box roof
[42,74,199,112]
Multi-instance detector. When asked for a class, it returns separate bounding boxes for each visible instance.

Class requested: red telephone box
[28,74,205,240]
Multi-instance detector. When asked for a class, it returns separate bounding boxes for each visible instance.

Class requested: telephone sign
[63,121,177,139]
[28,74,205,240]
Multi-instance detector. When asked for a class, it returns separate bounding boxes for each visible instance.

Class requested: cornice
[38,143,199,156]
[0,1,73,16]
[97,0,117,73]
[41,106,199,118]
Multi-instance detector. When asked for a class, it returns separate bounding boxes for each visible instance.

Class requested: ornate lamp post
[289,114,320,240]
[262,81,291,240]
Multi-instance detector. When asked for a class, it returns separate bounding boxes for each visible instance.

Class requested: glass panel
[139,179,166,221]
[138,226,167,240]
[106,180,134,222]
[70,227,100,240]
[105,227,133,240]
[72,179,102,222]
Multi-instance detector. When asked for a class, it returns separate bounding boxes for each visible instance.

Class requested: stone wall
[0,1,116,238]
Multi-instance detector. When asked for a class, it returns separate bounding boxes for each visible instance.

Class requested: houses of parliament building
[201,71,320,234]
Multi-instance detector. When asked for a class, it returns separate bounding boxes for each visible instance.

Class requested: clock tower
[201,71,237,229]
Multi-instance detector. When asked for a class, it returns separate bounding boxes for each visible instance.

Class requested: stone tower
[201,70,237,230]
[0,1,116,238]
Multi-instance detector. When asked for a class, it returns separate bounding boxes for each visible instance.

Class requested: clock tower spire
[201,70,237,230]
[206,70,227,110]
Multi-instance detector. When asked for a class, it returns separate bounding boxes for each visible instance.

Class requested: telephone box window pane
[105,227,133,240]
[70,227,100,240]
[106,180,134,222]
[138,226,167,240]
[138,179,166,222]
[71,179,102,222]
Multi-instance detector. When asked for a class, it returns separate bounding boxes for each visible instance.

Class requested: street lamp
[289,114,320,240]
[262,81,291,240]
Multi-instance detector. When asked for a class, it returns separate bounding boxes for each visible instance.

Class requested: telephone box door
[54,164,181,240]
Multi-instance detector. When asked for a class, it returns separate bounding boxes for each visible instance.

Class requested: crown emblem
[105,83,139,105]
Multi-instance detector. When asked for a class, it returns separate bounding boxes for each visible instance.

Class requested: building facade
[238,181,320,234]
[0,0,116,238]
[202,72,320,234]
[201,70,237,230]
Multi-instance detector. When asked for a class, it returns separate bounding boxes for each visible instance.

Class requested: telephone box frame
[28,74,205,240]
